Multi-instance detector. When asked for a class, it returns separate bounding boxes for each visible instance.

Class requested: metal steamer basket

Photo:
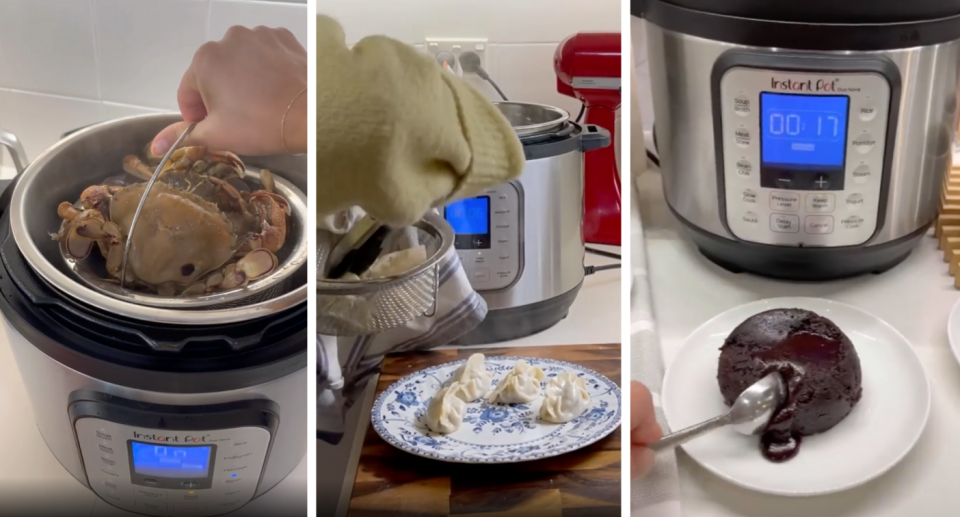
[5,114,308,326]
[316,212,454,336]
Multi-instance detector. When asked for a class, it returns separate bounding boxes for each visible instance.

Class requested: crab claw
[260,169,276,193]
[65,226,94,259]
[122,155,157,181]
[218,263,247,289]
[58,202,81,221]
[236,248,277,280]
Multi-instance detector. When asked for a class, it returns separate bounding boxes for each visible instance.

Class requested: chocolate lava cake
[717,308,862,462]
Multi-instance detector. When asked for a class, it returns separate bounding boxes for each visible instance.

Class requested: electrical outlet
[424,38,488,70]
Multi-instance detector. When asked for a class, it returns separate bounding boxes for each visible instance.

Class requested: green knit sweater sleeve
[315,15,525,228]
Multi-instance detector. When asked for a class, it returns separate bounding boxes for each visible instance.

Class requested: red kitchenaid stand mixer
[554,32,622,246]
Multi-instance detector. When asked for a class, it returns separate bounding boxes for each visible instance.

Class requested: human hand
[632,381,663,479]
[151,25,307,157]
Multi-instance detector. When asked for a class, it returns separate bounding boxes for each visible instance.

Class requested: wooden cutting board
[347,344,622,517]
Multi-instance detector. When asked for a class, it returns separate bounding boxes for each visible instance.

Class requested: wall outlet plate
[423,38,488,69]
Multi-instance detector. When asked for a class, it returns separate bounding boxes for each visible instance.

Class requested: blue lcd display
[131,442,212,479]
[761,93,849,166]
[444,197,489,235]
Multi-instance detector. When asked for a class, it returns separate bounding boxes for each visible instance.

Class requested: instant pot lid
[493,102,570,137]
[639,0,960,23]
[636,0,960,51]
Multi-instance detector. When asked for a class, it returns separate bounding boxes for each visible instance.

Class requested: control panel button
[180,482,200,489]
[174,503,206,513]
[846,193,865,210]
[135,499,168,512]
[858,101,877,121]
[852,164,871,184]
[742,189,757,204]
[135,488,166,500]
[806,193,835,213]
[741,212,759,226]
[842,215,865,229]
[734,127,751,148]
[769,192,800,212]
[813,174,832,190]
[852,133,876,154]
[804,216,834,234]
[770,214,800,233]
[96,429,112,441]
[143,478,159,486]
[97,443,115,455]
[472,268,490,282]
[735,159,752,178]
[733,95,751,116]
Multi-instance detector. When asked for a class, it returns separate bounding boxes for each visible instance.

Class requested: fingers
[151,121,206,156]
[632,445,656,480]
[631,381,663,445]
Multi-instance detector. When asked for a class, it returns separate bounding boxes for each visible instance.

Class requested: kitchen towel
[631,165,682,517]
[316,207,487,444]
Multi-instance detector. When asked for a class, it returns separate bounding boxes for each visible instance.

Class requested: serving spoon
[650,372,786,452]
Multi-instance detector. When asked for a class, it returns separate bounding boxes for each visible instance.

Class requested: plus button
[473,238,483,247]
[814,175,830,189]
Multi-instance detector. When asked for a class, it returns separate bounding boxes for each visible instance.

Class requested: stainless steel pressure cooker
[635,0,960,280]
[449,102,611,344]
[0,114,307,517]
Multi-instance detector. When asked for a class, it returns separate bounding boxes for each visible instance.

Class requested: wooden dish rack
[934,166,960,286]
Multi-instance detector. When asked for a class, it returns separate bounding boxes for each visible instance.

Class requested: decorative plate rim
[370,356,622,464]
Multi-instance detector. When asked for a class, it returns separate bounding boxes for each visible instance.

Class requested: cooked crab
[53,146,291,296]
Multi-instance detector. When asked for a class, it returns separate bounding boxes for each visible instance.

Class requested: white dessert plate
[945,297,960,366]
[661,297,929,496]
[371,356,621,463]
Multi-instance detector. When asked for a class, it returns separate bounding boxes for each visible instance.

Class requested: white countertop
[636,164,960,517]
[318,245,623,517]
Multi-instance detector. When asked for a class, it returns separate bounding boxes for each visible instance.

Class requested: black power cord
[459,51,508,101]
[586,246,621,260]
[574,103,585,123]
[584,264,621,275]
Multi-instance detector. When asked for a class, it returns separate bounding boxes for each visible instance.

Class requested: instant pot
[0,114,307,516]
[448,102,610,344]
[635,0,960,280]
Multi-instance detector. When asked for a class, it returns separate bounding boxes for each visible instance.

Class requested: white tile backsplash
[210,0,307,47]
[317,0,620,119]
[318,0,620,45]
[94,0,210,110]
[0,0,100,99]
[0,0,306,162]
[0,89,103,160]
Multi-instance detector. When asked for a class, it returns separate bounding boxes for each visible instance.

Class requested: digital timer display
[759,92,850,191]
[131,441,212,479]
[444,196,491,249]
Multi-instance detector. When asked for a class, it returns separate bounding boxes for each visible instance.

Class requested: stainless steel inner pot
[492,101,570,136]
[8,113,308,325]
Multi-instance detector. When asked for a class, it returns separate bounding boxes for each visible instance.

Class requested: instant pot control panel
[69,392,279,517]
[713,52,901,247]
[443,181,524,291]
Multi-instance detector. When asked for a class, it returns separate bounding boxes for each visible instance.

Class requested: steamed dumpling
[424,382,467,434]
[488,360,545,404]
[447,353,492,402]
[540,372,590,423]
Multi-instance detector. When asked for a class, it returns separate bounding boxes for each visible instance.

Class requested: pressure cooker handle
[0,127,28,175]
[580,124,612,152]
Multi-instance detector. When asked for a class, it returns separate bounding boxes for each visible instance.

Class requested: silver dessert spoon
[650,372,786,452]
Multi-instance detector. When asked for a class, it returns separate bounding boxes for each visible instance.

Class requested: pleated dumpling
[424,382,467,434]
[447,353,492,402]
[539,372,590,423]
[488,359,546,404]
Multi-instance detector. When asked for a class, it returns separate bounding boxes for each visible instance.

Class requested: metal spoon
[649,372,786,452]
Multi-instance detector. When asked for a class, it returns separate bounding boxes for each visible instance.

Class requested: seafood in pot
[53,146,291,297]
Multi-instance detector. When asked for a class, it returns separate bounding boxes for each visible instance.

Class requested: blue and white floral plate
[371,356,621,463]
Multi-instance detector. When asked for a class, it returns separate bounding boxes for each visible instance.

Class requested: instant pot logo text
[770,77,839,92]
[133,432,210,443]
